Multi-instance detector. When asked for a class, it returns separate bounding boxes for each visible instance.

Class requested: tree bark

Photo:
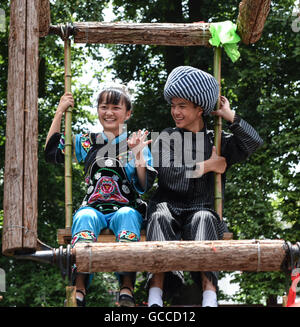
[39,0,51,37]
[3,0,27,256]
[237,0,271,44]
[74,240,286,273]
[23,0,39,250]
[73,22,212,46]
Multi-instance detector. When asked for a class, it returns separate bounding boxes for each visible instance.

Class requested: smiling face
[97,89,132,137]
[170,97,204,133]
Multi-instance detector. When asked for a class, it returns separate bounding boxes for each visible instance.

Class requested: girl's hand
[127,129,152,160]
[211,96,235,123]
[56,92,74,115]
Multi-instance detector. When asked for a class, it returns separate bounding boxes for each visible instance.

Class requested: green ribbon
[209,21,241,63]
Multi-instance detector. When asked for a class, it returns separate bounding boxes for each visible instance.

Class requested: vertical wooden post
[3,0,26,255]
[23,0,39,251]
[213,47,222,220]
[237,0,271,45]
[64,37,73,229]
[38,0,51,37]
[3,0,39,255]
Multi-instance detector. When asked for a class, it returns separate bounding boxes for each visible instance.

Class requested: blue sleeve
[74,133,93,163]
[45,132,93,164]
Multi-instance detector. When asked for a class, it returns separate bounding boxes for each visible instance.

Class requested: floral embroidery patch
[81,134,92,152]
[71,230,96,247]
[118,230,139,242]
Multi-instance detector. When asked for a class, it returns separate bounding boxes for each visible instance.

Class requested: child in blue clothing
[45,87,157,307]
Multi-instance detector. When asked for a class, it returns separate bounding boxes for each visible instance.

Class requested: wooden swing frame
[2,0,272,255]
[6,0,294,308]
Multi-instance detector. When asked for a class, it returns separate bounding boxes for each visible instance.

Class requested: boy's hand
[192,146,227,178]
[211,96,235,123]
[206,146,227,174]
[56,92,74,115]
[127,129,152,162]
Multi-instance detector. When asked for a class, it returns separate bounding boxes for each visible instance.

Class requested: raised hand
[211,96,235,123]
[45,93,74,146]
[127,129,152,162]
[56,92,74,115]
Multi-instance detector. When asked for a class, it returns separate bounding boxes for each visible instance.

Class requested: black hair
[97,87,132,111]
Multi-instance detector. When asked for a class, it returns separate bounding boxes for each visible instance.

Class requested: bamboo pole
[74,240,287,273]
[63,40,74,307]
[65,286,77,307]
[64,38,73,229]
[213,47,223,220]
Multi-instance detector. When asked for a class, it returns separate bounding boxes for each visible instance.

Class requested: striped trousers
[146,201,227,297]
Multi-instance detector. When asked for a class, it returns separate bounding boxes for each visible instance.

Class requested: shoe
[150,304,161,307]
[76,290,86,307]
[118,287,135,307]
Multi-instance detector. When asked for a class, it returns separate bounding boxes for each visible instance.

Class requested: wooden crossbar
[72,22,212,46]
[73,240,286,273]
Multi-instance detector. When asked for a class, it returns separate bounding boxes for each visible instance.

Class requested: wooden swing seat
[57,228,232,245]
[57,228,146,245]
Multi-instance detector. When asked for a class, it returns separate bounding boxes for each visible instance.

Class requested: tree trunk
[237,0,271,44]
[163,0,185,75]
[187,0,207,68]
[74,240,287,273]
[3,0,26,256]
[23,0,39,251]
[3,0,39,256]
[39,0,51,37]
[188,0,205,22]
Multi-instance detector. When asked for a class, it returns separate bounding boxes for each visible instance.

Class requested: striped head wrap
[164,66,219,115]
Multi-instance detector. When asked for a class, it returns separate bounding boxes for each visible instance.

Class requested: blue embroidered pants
[71,206,143,289]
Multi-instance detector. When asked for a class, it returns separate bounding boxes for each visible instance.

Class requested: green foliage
[85,273,118,307]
